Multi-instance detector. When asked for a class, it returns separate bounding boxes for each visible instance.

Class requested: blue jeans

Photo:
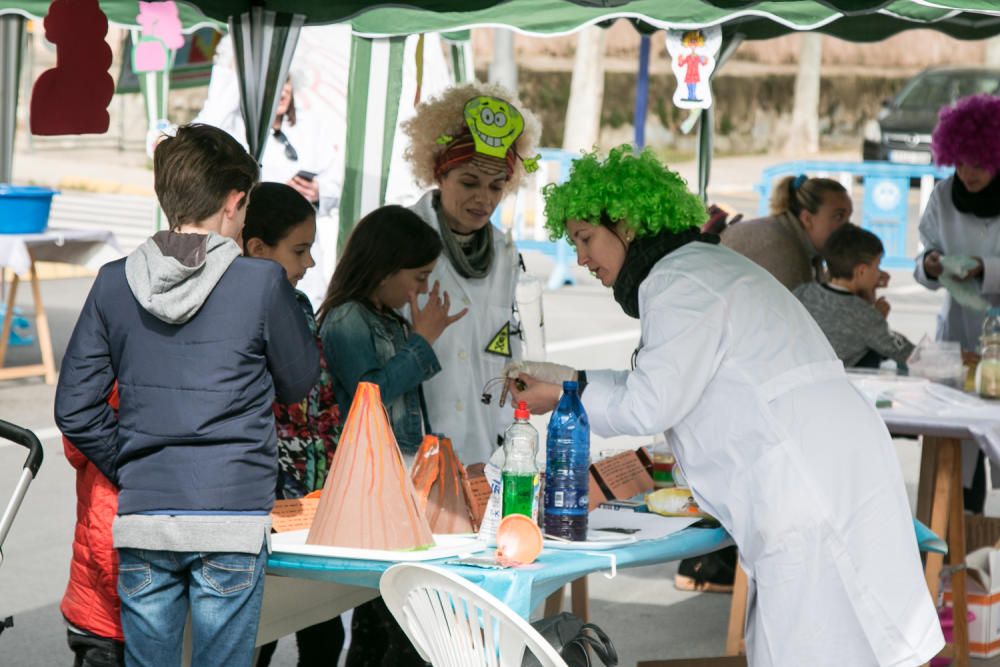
[117,547,267,667]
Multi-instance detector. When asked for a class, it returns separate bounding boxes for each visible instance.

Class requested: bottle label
[545,484,588,513]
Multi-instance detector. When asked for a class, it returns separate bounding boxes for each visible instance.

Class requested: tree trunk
[488,28,517,92]
[783,33,822,156]
[562,26,607,154]
[985,36,1000,66]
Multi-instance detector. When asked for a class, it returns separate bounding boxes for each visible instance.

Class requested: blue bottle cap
[563,380,578,391]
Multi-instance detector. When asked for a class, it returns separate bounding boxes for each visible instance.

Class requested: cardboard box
[590,449,655,502]
[943,546,1000,657]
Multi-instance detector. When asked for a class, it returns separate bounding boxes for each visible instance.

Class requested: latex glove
[941,255,981,281]
[503,361,577,385]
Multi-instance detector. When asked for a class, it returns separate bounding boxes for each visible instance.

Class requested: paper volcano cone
[307,382,434,550]
[410,435,477,534]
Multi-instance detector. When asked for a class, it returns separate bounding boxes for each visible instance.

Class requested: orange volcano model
[410,434,477,534]
[307,382,433,550]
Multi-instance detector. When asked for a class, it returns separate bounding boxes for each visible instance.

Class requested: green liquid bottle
[502,472,539,518]
[500,401,540,520]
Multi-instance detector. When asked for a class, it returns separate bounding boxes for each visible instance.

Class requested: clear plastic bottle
[977,307,1000,398]
[501,401,540,520]
[543,381,590,541]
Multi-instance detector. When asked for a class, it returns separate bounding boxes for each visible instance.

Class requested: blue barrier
[492,148,577,290]
[755,161,954,269]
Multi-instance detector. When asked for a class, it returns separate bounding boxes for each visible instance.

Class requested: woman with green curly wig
[509,147,941,667]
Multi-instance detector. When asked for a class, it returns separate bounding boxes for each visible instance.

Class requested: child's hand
[410,281,467,345]
[924,250,943,279]
[875,296,890,319]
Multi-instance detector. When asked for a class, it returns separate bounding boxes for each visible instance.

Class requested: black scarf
[613,228,719,319]
[951,174,1000,218]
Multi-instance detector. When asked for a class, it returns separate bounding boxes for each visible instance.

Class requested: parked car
[862,66,1000,165]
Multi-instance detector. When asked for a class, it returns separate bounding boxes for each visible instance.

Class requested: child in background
[62,386,123,667]
[317,205,466,667]
[242,182,344,666]
[795,223,914,369]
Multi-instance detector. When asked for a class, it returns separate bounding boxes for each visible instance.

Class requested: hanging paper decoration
[132,2,184,158]
[411,434,477,534]
[30,0,114,136]
[133,1,184,73]
[665,26,722,111]
[307,382,434,551]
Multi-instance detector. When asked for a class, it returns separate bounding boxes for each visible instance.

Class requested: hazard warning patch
[484,322,512,357]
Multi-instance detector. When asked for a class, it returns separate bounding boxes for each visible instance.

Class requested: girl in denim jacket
[318,205,467,667]
[317,205,466,454]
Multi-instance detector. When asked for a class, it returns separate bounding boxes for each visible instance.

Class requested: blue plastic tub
[0,185,57,234]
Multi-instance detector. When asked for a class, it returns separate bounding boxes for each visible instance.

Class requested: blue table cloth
[267,525,732,618]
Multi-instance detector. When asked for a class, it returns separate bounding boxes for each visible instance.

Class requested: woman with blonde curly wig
[510,146,941,667]
[400,81,541,465]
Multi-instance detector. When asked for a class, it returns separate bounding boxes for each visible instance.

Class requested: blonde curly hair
[402,81,541,192]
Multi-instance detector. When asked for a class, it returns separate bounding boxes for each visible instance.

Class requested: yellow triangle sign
[485,322,512,357]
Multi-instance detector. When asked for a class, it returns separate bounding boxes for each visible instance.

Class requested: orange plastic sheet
[410,434,477,534]
[307,382,433,550]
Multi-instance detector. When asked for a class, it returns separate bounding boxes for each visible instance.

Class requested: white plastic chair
[380,563,568,667]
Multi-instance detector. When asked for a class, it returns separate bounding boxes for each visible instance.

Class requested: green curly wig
[543,145,706,241]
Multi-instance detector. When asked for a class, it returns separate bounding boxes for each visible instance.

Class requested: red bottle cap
[514,401,530,420]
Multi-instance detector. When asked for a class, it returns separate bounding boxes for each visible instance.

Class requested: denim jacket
[319,300,441,453]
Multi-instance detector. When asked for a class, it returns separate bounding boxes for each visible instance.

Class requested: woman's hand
[509,373,562,415]
[410,281,467,345]
[924,250,943,279]
[503,361,577,385]
[288,175,320,204]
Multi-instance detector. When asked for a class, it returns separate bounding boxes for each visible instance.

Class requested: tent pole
[338,35,405,255]
[695,33,744,201]
[0,14,25,184]
[633,33,651,149]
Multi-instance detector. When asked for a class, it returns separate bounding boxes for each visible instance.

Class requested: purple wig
[931,93,1000,173]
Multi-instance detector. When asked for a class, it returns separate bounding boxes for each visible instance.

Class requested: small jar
[976,334,1000,398]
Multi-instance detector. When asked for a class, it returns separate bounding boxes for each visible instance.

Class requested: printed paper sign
[665,26,722,110]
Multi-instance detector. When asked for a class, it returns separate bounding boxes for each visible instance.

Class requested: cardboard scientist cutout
[308,382,434,550]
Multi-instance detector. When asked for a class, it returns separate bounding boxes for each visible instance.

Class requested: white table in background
[0,228,121,383]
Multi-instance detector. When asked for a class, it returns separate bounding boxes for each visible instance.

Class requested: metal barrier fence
[755,160,954,269]
[492,147,577,290]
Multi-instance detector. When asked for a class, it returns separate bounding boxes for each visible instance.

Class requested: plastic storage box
[0,185,56,234]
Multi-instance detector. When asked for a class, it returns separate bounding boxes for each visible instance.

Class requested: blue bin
[0,185,57,234]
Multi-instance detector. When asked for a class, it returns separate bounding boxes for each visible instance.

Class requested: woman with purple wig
[915,93,1000,511]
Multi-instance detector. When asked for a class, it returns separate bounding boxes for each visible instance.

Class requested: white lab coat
[583,243,942,667]
[408,191,522,465]
[914,175,1000,351]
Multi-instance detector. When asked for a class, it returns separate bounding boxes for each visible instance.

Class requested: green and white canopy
[5,0,1000,236]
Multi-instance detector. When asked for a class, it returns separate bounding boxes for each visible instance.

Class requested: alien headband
[434,96,540,178]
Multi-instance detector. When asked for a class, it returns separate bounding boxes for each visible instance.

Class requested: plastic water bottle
[501,401,540,520]
[544,381,590,541]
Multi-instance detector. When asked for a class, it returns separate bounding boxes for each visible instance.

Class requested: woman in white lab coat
[399,83,541,465]
[512,146,941,667]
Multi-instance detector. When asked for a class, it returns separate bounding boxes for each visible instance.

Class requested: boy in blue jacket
[55,123,319,667]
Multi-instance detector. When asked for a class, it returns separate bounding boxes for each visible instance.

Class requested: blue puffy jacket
[55,231,319,515]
